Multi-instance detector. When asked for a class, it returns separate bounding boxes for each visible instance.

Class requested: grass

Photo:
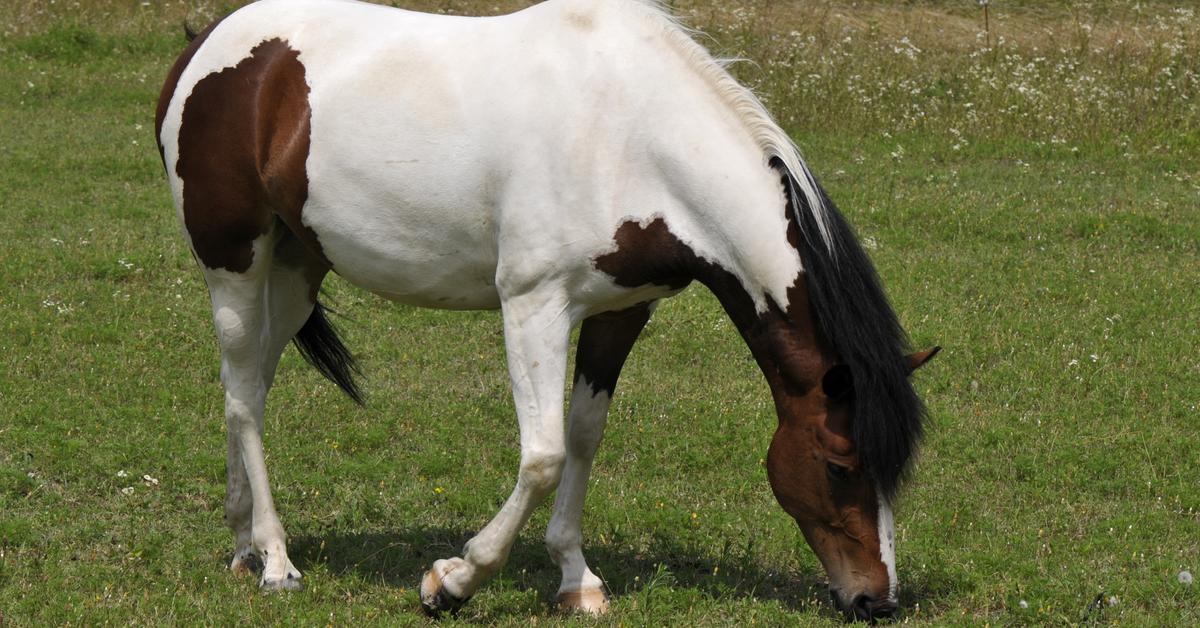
[1,0,1198,625]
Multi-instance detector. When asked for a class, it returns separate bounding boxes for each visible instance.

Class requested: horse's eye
[826,462,850,480]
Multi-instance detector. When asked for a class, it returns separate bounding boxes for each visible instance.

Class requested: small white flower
[117,470,128,478]
[1181,570,1194,585]
[142,474,159,486]
[1107,596,1118,606]
[1018,600,1028,609]
[120,486,135,496]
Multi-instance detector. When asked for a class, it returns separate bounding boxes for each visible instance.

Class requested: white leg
[225,263,317,578]
[420,289,576,614]
[209,250,317,590]
[545,305,651,614]
[225,427,257,576]
[545,380,613,613]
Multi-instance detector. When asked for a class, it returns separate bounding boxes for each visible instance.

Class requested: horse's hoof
[557,588,610,615]
[261,572,304,592]
[420,568,470,617]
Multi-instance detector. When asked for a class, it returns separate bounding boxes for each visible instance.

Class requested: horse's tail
[293,301,365,405]
[183,21,200,42]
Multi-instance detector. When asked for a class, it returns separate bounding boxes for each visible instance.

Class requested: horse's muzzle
[831,589,898,623]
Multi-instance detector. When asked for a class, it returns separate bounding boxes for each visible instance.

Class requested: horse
[155,0,938,621]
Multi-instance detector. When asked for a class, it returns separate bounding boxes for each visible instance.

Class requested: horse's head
[758,321,938,620]
[737,159,938,621]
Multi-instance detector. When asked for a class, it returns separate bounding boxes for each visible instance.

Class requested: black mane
[771,157,927,502]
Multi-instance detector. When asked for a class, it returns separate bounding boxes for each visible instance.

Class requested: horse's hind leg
[546,304,652,614]
[207,231,325,590]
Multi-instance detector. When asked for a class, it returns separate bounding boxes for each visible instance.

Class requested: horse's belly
[302,195,501,311]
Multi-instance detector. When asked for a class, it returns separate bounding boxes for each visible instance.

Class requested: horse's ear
[906,347,941,374]
[821,364,854,401]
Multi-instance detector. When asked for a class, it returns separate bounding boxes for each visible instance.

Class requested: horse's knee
[213,304,252,343]
[223,395,261,431]
[519,449,566,495]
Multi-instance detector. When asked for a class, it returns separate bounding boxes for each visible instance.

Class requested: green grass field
[1,0,1197,624]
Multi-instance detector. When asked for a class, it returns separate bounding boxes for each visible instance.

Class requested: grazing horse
[156,0,937,621]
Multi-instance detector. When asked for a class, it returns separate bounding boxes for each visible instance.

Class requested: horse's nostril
[851,594,875,621]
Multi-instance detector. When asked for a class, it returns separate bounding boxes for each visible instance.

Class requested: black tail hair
[293,301,364,405]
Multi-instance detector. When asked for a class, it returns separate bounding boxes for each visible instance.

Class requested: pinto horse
[156,0,937,621]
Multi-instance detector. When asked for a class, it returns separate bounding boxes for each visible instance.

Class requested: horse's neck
[644,106,803,320]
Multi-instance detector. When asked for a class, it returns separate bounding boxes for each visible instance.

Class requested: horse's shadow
[288,526,959,618]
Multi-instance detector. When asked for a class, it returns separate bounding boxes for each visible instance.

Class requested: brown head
[759,334,938,621]
[733,159,938,621]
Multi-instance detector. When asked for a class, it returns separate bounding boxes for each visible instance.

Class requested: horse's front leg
[545,304,652,614]
[420,289,574,615]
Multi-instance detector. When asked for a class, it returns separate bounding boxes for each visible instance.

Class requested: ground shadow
[288,526,963,620]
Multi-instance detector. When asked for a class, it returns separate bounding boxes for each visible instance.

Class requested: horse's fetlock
[545,526,581,559]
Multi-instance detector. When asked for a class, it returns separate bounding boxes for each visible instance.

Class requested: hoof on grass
[557,588,610,615]
[420,568,470,618]
[260,572,304,592]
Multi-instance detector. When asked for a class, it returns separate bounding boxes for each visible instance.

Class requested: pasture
[1,0,1197,624]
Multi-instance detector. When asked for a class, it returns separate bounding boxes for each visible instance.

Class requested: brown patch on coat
[155,16,225,165]
[592,218,695,292]
[592,216,824,389]
[592,217,815,380]
[171,37,328,274]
